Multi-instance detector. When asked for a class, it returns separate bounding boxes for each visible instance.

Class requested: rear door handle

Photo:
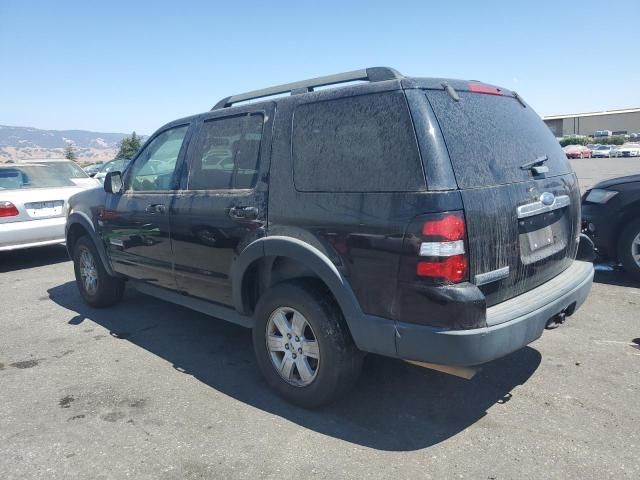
[145,204,166,214]
[229,206,259,219]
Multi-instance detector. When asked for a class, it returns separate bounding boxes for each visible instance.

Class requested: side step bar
[131,281,253,328]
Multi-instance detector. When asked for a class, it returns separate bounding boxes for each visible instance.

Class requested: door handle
[229,206,259,219]
[145,204,166,214]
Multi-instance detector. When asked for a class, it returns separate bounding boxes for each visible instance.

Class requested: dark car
[65,67,594,407]
[582,174,640,280]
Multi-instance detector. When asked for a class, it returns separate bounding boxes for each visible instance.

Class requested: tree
[115,131,143,160]
[64,144,77,161]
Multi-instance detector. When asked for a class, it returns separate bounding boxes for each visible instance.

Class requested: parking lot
[1,159,639,479]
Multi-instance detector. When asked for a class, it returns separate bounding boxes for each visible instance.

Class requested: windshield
[0,166,76,190]
[35,161,89,179]
[425,89,572,188]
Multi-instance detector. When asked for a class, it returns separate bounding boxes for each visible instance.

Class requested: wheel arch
[231,236,367,343]
[66,212,115,276]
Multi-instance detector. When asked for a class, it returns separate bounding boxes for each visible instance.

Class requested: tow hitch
[545,312,566,329]
[545,301,577,330]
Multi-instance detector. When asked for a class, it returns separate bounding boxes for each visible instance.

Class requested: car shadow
[48,281,541,452]
[593,265,639,288]
[0,244,70,273]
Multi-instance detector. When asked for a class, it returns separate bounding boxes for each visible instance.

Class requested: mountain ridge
[0,124,145,164]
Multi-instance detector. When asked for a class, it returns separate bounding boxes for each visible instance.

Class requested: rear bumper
[391,260,594,366]
[0,217,66,251]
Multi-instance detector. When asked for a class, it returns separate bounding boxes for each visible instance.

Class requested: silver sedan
[0,164,86,251]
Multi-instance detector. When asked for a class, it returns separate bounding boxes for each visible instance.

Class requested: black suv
[66,67,594,407]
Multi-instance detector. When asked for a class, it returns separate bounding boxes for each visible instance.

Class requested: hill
[0,125,142,164]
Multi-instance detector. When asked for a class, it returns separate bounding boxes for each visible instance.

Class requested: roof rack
[211,67,403,110]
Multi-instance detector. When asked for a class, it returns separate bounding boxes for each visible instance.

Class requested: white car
[591,145,616,158]
[17,159,100,188]
[0,164,85,251]
[611,144,640,158]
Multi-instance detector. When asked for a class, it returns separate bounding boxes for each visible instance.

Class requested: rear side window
[188,113,263,190]
[425,90,571,188]
[292,92,424,192]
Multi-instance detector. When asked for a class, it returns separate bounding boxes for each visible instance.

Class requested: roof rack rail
[211,67,403,110]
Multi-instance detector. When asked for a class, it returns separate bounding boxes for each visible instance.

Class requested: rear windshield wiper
[520,155,549,174]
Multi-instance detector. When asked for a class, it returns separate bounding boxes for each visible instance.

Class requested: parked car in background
[0,164,84,251]
[583,174,640,280]
[94,158,131,183]
[611,144,640,158]
[591,145,616,158]
[17,159,100,188]
[563,144,592,159]
[586,143,600,151]
[594,130,613,138]
[66,67,594,407]
[83,162,104,177]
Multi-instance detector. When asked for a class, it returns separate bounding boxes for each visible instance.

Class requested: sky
[1,0,639,135]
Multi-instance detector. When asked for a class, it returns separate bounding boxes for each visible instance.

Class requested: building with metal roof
[543,108,640,137]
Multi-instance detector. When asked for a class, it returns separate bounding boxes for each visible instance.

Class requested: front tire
[73,235,125,307]
[618,219,640,281]
[252,280,363,408]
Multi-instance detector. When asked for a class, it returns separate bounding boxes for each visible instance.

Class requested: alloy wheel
[632,232,640,268]
[266,306,320,387]
[79,247,98,296]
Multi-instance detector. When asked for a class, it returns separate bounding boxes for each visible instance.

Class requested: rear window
[37,161,88,179]
[425,90,571,188]
[292,92,424,192]
[0,166,75,190]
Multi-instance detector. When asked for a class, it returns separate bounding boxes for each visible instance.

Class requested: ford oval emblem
[540,192,555,206]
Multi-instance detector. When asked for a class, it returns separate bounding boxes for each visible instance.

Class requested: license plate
[25,200,64,218]
[527,225,554,252]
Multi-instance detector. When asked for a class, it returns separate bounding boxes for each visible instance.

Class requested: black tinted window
[292,92,424,192]
[188,113,263,190]
[425,90,571,188]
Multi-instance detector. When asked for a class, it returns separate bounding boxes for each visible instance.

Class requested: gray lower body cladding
[358,261,594,366]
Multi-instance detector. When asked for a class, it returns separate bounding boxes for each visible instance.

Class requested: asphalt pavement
[0,158,639,479]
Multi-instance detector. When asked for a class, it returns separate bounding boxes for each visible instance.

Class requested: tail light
[0,201,19,217]
[400,211,469,284]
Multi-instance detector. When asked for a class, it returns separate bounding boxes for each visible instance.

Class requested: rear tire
[618,219,640,281]
[73,235,124,307]
[252,280,363,408]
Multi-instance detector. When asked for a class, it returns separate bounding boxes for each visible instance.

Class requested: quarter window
[292,92,424,192]
[188,113,264,190]
[127,126,188,191]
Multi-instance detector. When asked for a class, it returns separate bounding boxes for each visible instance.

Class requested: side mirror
[104,171,123,194]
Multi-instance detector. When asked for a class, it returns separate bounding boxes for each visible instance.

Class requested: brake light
[469,83,503,96]
[0,201,19,217]
[417,255,468,283]
[416,211,469,283]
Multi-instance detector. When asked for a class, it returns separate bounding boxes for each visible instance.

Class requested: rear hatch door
[425,86,581,307]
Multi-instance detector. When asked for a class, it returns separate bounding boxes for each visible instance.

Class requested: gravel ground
[0,158,639,479]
